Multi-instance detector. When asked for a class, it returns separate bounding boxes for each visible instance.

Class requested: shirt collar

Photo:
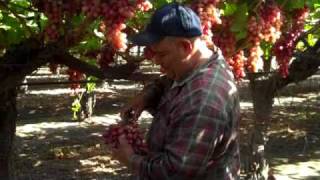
[171,52,219,89]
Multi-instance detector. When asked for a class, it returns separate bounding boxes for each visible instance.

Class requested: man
[111,3,240,180]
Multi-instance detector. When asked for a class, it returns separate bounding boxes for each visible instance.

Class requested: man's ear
[179,39,193,54]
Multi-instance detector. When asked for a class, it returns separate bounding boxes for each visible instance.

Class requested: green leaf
[311,9,320,19]
[261,42,273,59]
[306,0,320,8]
[86,76,97,93]
[307,34,317,46]
[71,97,81,120]
[72,14,86,27]
[230,3,248,41]
[76,36,101,52]
[287,0,306,10]
[222,2,237,16]
[0,29,6,46]
[2,14,21,30]
[152,0,173,8]
[11,0,30,8]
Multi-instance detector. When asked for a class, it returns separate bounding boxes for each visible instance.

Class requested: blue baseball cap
[129,3,202,46]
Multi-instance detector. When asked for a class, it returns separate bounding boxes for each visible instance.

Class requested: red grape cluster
[259,2,283,43]
[191,0,221,46]
[32,0,81,40]
[247,16,263,46]
[212,17,245,79]
[66,68,83,90]
[272,7,309,77]
[33,0,152,48]
[82,0,152,50]
[102,122,148,154]
[246,45,263,73]
[246,2,283,73]
[41,0,63,40]
[227,50,246,80]
[98,44,116,70]
[212,18,236,58]
[246,17,262,73]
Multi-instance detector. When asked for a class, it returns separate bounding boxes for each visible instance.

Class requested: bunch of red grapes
[228,50,246,80]
[246,46,263,73]
[211,17,245,79]
[82,0,152,50]
[247,16,263,46]
[212,17,236,57]
[34,0,152,49]
[272,7,309,77]
[191,0,221,46]
[246,17,263,73]
[259,2,283,43]
[246,2,283,73]
[102,121,148,155]
[66,68,83,90]
[32,0,81,40]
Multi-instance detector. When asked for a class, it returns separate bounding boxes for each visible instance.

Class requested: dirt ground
[13,77,320,180]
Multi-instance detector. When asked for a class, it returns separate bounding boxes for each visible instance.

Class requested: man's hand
[120,93,146,122]
[111,135,135,166]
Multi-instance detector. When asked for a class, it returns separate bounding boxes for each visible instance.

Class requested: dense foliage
[1,0,319,81]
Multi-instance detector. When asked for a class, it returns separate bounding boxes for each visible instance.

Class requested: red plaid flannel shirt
[130,51,240,180]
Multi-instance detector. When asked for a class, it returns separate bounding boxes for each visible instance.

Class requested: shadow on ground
[14,83,320,179]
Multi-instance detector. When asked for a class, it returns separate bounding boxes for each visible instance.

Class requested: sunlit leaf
[222,2,237,16]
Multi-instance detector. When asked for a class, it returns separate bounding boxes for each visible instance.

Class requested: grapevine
[272,7,309,77]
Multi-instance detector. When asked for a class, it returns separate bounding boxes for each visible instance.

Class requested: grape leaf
[222,2,237,16]
[230,3,248,40]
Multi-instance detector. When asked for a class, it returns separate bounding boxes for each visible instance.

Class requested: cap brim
[128,31,163,46]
